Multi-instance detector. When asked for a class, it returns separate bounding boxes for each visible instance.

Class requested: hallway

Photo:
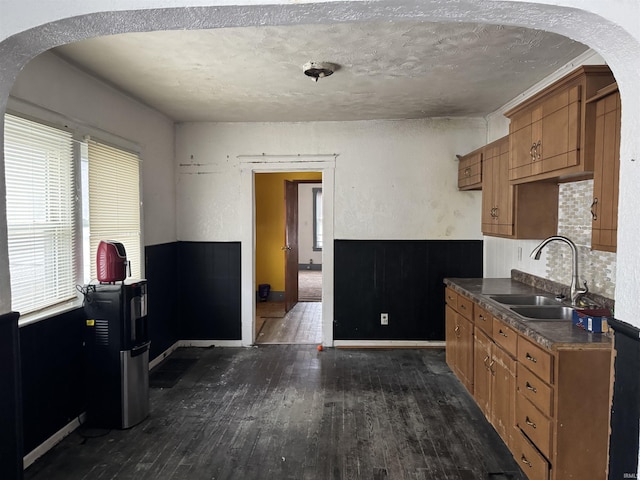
[256,302,322,344]
[24,346,525,480]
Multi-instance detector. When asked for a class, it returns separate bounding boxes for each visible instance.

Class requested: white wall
[176,118,486,242]
[298,183,322,266]
[9,51,176,248]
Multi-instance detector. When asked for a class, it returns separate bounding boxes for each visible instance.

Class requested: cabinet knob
[464,167,471,177]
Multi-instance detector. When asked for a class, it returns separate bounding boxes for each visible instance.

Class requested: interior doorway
[253,172,323,345]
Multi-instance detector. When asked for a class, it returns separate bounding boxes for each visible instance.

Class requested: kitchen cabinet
[457,147,482,190]
[473,328,492,416]
[474,319,517,450]
[481,135,559,239]
[445,288,474,394]
[443,282,613,480]
[505,65,615,184]
[588,84,620,252]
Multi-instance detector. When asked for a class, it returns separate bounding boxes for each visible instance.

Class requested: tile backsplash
[545,179,616,299]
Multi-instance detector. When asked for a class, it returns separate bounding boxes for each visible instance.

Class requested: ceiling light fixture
[303,61,338,82]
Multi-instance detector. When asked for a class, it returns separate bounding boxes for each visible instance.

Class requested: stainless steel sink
[510,306,574,321]
[489,294,560,306]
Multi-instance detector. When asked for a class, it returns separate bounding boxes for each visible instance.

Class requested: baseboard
[178,339,243,348]
[149,341,181,370]
[298,264,322,271]
[23,415,84,469]
[333,340,446,348]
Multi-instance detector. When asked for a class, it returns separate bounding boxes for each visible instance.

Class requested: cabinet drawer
[445,287,458,309]
[473,306,493,336]
[457,295,473,321]
[492,318,517,357]
[517,363,553,417]
[514,429,550,480]
[518,336,553,384]
[516,394,552,460]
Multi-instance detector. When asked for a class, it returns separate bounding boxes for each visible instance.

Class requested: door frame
[239,156,336,347]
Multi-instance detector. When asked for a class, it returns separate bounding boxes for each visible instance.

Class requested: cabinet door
[473,328,492,417]
[457,315,474,394]
[481,145,496,235]
[445,304,457,373]
[491,344,516,450]
[539,86,581,174]
[493,138,514,236]
[458,150,482,190]
[509,121,535,181]
[592,90,620,252]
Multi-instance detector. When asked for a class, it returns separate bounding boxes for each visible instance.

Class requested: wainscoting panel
[145,242,180,360]
[334,240,483,340]
[178,242,242,340]
[20,308,85,455]
[0,311,22,479]
[608,318,640,479]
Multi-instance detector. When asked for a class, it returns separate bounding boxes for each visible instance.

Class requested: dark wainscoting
[145,242,180,359]
[0,311,22,480]
[178,242,241,340]
[608,318,640,480]
[20,308,85,455]
[334,240,483,341]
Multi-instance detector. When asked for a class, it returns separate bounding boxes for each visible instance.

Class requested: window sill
[18,298,83,328]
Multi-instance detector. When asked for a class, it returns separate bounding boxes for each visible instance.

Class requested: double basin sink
[488,294,574,322]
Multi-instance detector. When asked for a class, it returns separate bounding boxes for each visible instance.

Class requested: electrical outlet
[380,313,389,325]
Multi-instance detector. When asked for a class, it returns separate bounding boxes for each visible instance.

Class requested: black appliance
[84,280,150,429]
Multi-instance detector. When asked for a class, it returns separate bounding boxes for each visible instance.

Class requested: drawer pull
[525,416,537,429]
[478,314,485,321]
[498,329,508,337]
[525,382,538,394]
[489,360,495,376]
[460,304,466,310]
[454,325,461,338]
[525,352,538,363]
[483,355,490,369]
[521,454,533,468]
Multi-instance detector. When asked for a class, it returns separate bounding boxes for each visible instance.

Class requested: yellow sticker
[86,319,95,326]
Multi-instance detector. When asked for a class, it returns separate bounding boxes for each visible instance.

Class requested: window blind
[4,114,76,314]
[88,141,141,280]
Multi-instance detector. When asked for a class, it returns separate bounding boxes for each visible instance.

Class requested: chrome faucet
[530,236,588,307]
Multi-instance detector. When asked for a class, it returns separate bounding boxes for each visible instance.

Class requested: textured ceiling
[53,21,588,122]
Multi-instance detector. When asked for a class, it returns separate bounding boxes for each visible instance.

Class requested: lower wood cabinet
[445,296,474,394]
[445,287,613,480]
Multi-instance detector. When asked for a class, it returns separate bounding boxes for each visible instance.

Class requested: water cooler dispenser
[84,241,150,429]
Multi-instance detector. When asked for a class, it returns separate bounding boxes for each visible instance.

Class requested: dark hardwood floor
[25,346,525,480]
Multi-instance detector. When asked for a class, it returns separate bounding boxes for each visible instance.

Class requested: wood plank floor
[25,346,525,480]
[256,302,322,345]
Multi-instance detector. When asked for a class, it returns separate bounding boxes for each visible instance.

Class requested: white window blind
[4,114,77,314]
[88,141,141,280]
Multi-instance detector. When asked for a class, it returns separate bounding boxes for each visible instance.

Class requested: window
[4,112,142,317]
[313,187,322,251]
[4,114,77,314]
[86,140,141,281]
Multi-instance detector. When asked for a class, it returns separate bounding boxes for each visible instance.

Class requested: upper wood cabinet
[588,84,620,252]
[457,148,483,190]
[482,135,559,239]
[505,65,615,184]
